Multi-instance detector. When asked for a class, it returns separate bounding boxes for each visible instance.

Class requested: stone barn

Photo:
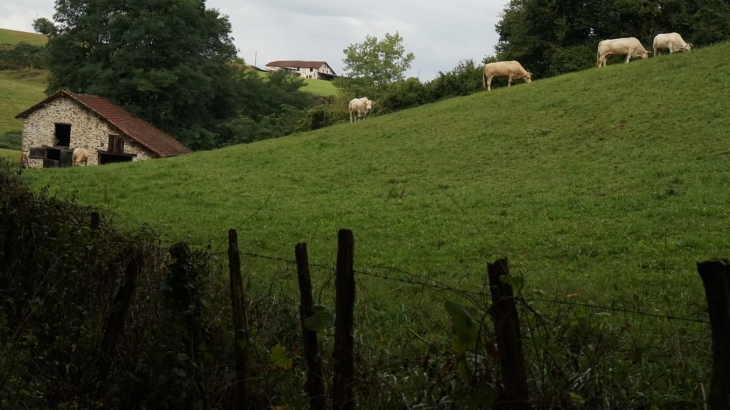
[16,90,191,168]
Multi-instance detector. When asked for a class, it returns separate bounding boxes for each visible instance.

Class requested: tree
[341,32,415,88]
[47,0,243,150]
[32,17,56,36]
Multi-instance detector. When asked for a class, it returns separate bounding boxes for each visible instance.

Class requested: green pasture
[0,148,19,162]
[0,70,47,134]
[26,43,730,312]
[0,28,47,46]
[256,70,337,96]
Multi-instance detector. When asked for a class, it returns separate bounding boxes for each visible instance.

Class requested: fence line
[224,249,710,326]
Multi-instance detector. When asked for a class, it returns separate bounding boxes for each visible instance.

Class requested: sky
[0,0,509,81]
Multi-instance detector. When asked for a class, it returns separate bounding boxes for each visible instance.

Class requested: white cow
[72,148,88,166]
[596,37,650,67]
[349,97,374,123]
[653,33,692,56]
[482,61,532,91]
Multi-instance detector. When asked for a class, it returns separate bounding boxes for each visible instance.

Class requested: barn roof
[16,90,191,158]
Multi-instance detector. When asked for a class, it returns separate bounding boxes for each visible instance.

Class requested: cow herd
[348,32,691,122]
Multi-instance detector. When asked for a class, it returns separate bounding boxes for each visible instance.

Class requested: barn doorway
[99,152,134,165]
[54,123,71,146]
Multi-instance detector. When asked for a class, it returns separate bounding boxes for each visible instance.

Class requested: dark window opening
[55,123,71,146]
[99,152,134,165]
[108,134,124,153]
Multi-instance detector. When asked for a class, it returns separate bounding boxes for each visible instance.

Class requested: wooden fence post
[98,250,141,380]
[332,229,355,410]
[488,258,532,410]
[228,229,249,409]
[90,211,100,231]
[697,259,730,410]
[295,242,326,410]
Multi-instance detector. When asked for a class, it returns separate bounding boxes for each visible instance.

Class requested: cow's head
[523,72,533,83]
[640,50,650,59]
[683,43,693,52]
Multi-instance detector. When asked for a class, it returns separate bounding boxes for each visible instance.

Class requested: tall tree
[32,17,56,36]
[341,32,415,88]
[47,0,241,150]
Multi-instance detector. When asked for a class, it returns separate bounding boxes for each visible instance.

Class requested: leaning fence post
[296,242,326,410]
[697,259,730,410]
[332,229,355,410]
[488,258,531,410]
[228,229,249,409]
[98,250,142,380]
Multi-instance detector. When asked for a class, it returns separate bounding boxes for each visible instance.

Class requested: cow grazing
[653,33,692,56]
[72,148,88,166]
[596,37,651,67]
[349,97,374,123]
[482,61,532,91]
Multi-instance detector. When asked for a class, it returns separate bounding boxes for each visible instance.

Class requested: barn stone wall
[22,97,156,169]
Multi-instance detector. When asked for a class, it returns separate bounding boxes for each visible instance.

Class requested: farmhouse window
[54,123,71,147]
[310,68,313,72]
[108,134,124,153]
[29,147,45,159]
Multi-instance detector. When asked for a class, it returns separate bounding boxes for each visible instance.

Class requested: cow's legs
[668,41,675,54]
[487,75,493,91]
[507,74,513,87]
[349,111,354,123]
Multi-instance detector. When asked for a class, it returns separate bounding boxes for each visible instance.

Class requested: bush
[0,131,21,150]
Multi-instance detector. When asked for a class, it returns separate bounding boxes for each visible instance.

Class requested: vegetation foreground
[17,42,730,407]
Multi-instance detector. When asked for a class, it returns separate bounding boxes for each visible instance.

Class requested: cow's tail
[482,65,486,89]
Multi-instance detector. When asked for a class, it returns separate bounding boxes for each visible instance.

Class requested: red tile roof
[16,90,191,158]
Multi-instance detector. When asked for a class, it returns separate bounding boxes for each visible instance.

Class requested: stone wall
[22,96,156,169]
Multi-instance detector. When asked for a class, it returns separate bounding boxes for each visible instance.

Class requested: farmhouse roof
[16,90,191,157]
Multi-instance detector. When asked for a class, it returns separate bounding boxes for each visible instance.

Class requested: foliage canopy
[45,0,312,150]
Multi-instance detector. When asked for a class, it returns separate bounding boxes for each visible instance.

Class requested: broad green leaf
[445,301,478,354]
[499,275,524,293]
[270,343,292,370]
[304,305,334,332]
[569,392,585,405]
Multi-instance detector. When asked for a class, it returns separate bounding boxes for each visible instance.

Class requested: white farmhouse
[265,61,337,80]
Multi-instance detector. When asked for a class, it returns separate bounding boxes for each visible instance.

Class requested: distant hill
[0,28,48,46]
[0,70,47,135]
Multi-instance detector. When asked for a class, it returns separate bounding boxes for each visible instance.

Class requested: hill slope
[0,28,47,46]
[0,70,47,135]
[26,43,730,305]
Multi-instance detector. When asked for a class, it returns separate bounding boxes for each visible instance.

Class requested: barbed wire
[211,249,710,326]
[523,297,710,325]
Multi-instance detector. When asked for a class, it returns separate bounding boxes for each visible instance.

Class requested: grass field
[0,148,19,162]
[25,42,730,313]
[0,70,47,134]
[0,28,47,46]
[255,70,337,96]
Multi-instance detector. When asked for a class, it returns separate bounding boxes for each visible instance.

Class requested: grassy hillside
[256,70,337,96]
[26,43,730,308]
[0,28,47,46]
[0,70,47,135]
[301,77,337,96]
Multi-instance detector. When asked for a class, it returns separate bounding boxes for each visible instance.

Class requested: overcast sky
[1,0,509,81]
